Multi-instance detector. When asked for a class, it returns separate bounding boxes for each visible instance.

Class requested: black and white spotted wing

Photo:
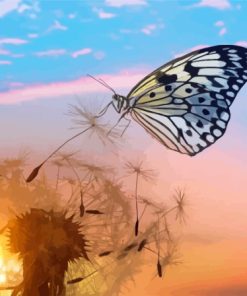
[127,45,247,156]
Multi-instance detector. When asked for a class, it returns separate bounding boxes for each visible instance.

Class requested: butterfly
[90,45,247,156]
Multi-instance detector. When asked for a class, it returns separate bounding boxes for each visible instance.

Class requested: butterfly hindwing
[128,45,247,155]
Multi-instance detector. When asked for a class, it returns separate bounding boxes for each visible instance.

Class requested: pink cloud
[0,60,12,65]
[94,8,116,19]
[195,0,231,9]
[215,20,224,27]
[174,44,209,58]
[219,27,227,36]
[0,48,10,55]
[7,82,25,88]
[141,24,157,35]
[0,71,148,104]
[47,20,68,32]
[0,0,21,18]
[34,49,67,57]
[235,41,247,48]
[71,48,92,58]
[105,0,147,7]
[0,38,28,45]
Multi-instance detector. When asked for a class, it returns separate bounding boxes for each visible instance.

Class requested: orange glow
[0,240,22,290]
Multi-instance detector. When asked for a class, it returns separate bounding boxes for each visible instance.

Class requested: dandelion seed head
[67,101,121,145]
[124,160,156,182]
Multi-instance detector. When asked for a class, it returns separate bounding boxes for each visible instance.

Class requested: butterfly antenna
[87,74,116,94]
[98,78,117,95]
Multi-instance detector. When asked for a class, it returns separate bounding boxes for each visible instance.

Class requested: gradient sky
[1,0,247,295]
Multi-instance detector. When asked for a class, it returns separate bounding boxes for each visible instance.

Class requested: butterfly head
[112,94,128,113]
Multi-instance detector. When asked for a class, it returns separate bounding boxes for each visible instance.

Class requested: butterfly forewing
[127,45,247,155]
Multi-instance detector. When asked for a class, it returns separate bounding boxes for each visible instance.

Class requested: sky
[1,0,247,295]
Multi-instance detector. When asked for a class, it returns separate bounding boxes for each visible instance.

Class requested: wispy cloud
[235,41,247,48]
[47,20,68,32]
[12,53,25,58]
[0,49,10,55]
[121,22,164,36]
[93,51,105,60]
[7,82,24,88]
[0,0,21,18]
[105,0,147,7]
[34,49,67,57]
[214,21,227,36]
[174,44,209,58]
[194,0,231,10]
[17,3,31,13]
[215,20,224,27]
[0,70,148,104]
[0,38,28,45]
[0,60,12,65]
[219,27,227,36]
[0,48,24,58]
[141,24,157,35]
[17,0,40,18]
[71,48,92,58]
[68,13,76,19]
[94,8,116,19]
[27,33,39,39]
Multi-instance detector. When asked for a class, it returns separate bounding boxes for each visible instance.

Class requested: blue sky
[1,0,247,93]
[0,0,247,153]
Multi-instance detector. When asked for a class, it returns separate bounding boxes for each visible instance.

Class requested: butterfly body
[109,45,247,156]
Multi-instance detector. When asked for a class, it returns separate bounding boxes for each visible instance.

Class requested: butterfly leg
[95,102,113,118]
[120,118,131,137]
[107,111,130,136]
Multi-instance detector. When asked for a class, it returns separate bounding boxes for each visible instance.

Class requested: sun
[0,246,6,284]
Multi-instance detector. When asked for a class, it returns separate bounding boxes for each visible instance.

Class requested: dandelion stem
[43,126,93,166]
[160,205,177,219]
[139,203,148,222]
[143,246,159,256]
[55,166,60,190]
[26,126,92,182]
[135,172,139,236]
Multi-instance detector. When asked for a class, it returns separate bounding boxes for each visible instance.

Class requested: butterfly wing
[127,45,247,156]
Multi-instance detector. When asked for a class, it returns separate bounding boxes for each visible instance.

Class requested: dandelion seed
[67,277,85,284]
[137,239,147,252]
[26,101,119,182]
[135,219,139,236]
[157,258,162,278]
[124,160,156,182]
[123,243,138,252]
[68,102,121,145]
[85,210,104,215]
[125,160,156,237]
[26,126,92,182]
[161,243,181,268]
[79,161,113,180]
[173,188,187,224]
[98,251,113,257]
[117,252,128,260]
[80,201,85,217]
